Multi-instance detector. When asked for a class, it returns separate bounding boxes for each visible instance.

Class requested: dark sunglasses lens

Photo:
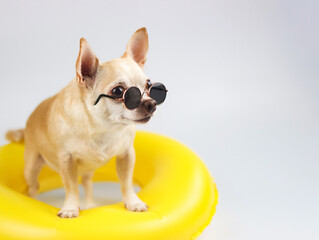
[124,87,141,109]
[150,83,167,104]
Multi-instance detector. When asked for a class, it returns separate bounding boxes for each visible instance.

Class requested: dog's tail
[5,129,25,143]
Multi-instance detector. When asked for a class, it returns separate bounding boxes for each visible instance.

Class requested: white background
[0,0,318,239]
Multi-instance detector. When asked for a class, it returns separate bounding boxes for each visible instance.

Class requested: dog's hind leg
[82,172,96,209]
[24,148,44,199]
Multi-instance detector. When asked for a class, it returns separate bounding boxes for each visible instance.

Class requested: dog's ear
[76,38,99,88]
[122,27,149,68]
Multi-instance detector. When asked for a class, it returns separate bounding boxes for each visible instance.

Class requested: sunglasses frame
[94,82,167,110]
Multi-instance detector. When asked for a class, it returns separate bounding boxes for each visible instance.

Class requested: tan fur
[5,129,24,143]
[6,28,154,218]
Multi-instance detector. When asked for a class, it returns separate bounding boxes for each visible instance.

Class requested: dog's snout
[141,99,157,114]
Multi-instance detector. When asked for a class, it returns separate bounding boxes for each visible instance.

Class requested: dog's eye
[111,86,124,97]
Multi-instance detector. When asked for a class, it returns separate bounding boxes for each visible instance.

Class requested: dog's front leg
[116,147,148,212]
[57,154,80,218]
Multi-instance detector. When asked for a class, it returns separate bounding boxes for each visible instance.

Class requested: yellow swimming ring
[0,131,218,240]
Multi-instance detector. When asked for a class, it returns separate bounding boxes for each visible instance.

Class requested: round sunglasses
[94,82,167,110]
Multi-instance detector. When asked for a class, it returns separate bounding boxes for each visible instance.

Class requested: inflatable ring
[0,131,218,240]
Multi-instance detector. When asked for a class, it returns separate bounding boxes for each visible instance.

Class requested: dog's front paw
[57,208,79,218]
[125,197,149,212]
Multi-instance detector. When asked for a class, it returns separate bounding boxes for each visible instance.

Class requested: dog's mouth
[134,116,151,123]
[122,116,151,123]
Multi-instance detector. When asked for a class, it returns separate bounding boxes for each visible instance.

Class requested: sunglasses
[94,82,167,110]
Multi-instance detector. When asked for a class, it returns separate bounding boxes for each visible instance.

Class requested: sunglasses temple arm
[94,94,118,105]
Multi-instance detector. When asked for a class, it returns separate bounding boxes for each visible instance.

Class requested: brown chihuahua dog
[6,28,167,218]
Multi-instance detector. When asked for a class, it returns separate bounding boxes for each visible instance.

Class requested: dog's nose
[141,99,157,114]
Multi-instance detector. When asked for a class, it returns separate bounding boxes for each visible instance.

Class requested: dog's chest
[74,131,132,171]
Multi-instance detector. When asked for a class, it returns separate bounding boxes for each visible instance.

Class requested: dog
[5,27,167,218]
